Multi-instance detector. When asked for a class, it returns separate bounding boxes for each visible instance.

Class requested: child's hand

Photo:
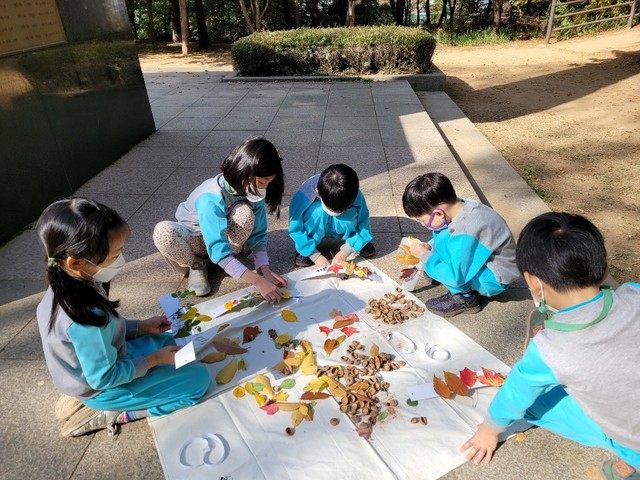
[255,275,282,303]
[460,423,500,464]
[261,265,289,288]
[139,315,171,335]
[332,250,347,265]
[147,345,181,367]
[315,255,330,267]
[409,242,428,258]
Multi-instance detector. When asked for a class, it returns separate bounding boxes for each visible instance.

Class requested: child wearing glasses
[402,172,519,317]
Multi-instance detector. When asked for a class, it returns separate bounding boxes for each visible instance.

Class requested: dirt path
[138,30,640,282]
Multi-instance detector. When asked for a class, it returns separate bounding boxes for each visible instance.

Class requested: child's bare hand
[409,243,428,258]
[314,255,330,267]
[261,266,289,288]
[460,423,499,464]
[139,315,171,335]
[255,276,282,303]
[149,345,181,366]
[332,250,347,265]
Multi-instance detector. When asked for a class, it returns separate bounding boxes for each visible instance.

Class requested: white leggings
[153,203,254,269]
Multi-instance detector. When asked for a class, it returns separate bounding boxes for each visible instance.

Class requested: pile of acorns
[364,287,426,325]
[317,340,405,431]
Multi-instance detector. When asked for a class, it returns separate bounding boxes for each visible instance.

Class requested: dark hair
[402,172,458,218]
[221,136,284,217]
[317,164,360,213]
[37,198,128,332]
[516,212,607,291]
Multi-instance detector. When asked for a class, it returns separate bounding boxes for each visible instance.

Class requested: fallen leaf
[300,391,331,400]
[275,333,291,348]
[370,343,379,357]
[355,424,372,440]
[396,253,420,265]
[232,386,245,398]
[327,264,343,274]
[444,371,469,396]
[324,377,347,398]
[332,313,359,330]
[300,351,318,375]
[478,368,506,387]
[300,340,313,354]
[406,398,419,407]
[216,323,230,333]
[179,307,197,321]
[283,351,304,368]
[335,334,346,346]
[299,403,313,421]
[238,357,247,371]
[271,360,290,375]
[201,351,227,363]
[253,393,267,406]
[280,378,296,389]
[459,367,478,388]
[340,326,359,337]
[281,290,291,299]
[328,309,342,319]
[377,412,388,421]
[251,383,264,393]
[215,357,238,385]
[243,326,260,344]
[291,409,304,427]
[276,402,302,411]
[244,382,255,394]
[319,326,332,336]
[259,401,279,415]
[254,374,273,396]
[198,315,212,322]
[304,378,327,392]
[272,391,289,402]
[433,374,451,399]
[324,337,337,355]
[281,309,298,322]
[515,432,526,442]
[343,262,356,276]
[224,301,234,311]
[212,337,249,354]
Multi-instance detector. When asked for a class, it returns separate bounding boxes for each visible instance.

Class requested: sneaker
[523,308,550,351]
[188,262,211,297]
[360,242,376,259]
[54,395,85,422]
[426,292,481,318]
[600,458,640,479]
[295,253,313,268]
[61,409,121,437]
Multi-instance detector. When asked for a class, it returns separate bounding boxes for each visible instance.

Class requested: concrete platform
[0,72,611,479]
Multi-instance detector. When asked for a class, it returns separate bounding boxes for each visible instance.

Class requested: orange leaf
[459,367,478,388]
[300,391,331,400]
[433,374,451,399]
[444,371,469,396]
[216,323,230,333]
[478,368,506,387]
[324,338,337,356]
[212,337,248,354]
[242,326,260,344]
[328,309,342,319]
[232,386,246,398]
[370,343,379,357]
[396,253,420,265]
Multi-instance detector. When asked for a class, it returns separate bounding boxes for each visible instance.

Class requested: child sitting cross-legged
[460,212,640,479]
[289,164,375,268]
[402,172,520,317]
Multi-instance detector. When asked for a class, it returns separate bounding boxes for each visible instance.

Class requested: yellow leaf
[299,403,309,417]
[335,334,346,346]
[396,253,420,265]
[179,307,197,321]
[215,357,238,385]
[370,343,379,357]
[281,290,291,299]
[198,315,212,322]
[224,301,234,311]
[254,393,267,406]
[324,377,347,399]
[284,353,303,368]
[276,402,302,411]
[244,382,255,395]
[232,386,245,398]
[291,409,304,427]
[344,262,356,276]
[300,351,317,376]
[275,333,291,345]
[407,236,420,244]
[255,374,273,397]
[281,309,298,322]
[300,340,313,354]
[271,360,288,374]
[201,351,227,363]
[272,391,289,402]
[515,432,526,442]
[304,378,327,392]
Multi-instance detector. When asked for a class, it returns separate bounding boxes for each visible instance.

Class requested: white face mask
[321,202,341,217]
[245,188,266,203]
[531,277,558,314]
[87,253,126,283]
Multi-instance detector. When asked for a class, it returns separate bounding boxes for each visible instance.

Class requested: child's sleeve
[67,321,148,391]
[288,191,320,258]
[425,234,492,289]
[485,342,559,433]
[124,318,139,340]
[246,200,269,270]
[195,193,248,279]
[341,192,373,256]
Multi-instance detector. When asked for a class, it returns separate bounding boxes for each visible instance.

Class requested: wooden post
[545,0,557,44]
[628,0,637,28]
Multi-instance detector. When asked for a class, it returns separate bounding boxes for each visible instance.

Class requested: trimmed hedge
[231,26,436,77]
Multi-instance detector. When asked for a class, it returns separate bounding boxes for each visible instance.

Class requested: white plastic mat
[149,262,510,480]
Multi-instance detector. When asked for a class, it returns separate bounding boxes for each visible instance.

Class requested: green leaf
[238,358,247,371]
[191,319,201,327]
[174,325,190,338]
[251,383,264,393]
[280,378,296,390]
[377,412,388,421]
[171,292,178,298]
[406,398,419,407]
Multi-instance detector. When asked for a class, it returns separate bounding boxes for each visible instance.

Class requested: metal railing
[545,0,638,43]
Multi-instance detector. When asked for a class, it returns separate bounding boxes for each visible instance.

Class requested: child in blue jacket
[289,164,374,268]
[403,172,519,317]
[36,198,210,437]
[154,137,287,299]
[461,212,640,479]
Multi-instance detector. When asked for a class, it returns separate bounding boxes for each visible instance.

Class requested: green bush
[231,26,436,76]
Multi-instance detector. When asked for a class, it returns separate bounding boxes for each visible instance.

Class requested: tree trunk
[492,0,503,30]
[194,0,209,48]
[179,0,190,54]
[239,0,256,32]
[170,0,181,42]
[310,0,320,26]
[347,0,362,26]
[337,0,347,25]
[393,0,406,25]
[525,0,532,14]
[448,0,456,29]
[283,0,292,29]
[424,0,431,27]
[437,0,447,28]
[124,0,137,38]
[416,0,421,27]
[144,0,157,47]
[294,0,301,27]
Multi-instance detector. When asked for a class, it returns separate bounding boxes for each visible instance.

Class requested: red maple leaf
[459,367,478,388]
[340,326,359,337]
[477,368,506,387]
[259,401,280,415]
[319,326,332,336]
[327,264,343,274]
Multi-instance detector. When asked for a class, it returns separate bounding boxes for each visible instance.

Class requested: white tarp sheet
[150,262,510,480]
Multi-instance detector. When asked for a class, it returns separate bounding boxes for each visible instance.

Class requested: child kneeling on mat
[402,172,519,317]
[289,164,375,268]
[37,198,210,437]
[460,212,640,479]
[153,137,287,299]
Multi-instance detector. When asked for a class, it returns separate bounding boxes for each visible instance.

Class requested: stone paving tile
[0,229,45,282]
[78,194,150,221]
[279,145,319,168]
[150,95,201,107]
[191,97,245,108]
[264,129,322,148]
[323,116,379,130]
[269,115,325,131]
[150,105,187,120]
[115,145,194,169]
[380,127,448,148]
[177,105,236,117]
[214,114,275,131]
[325,104,376,117]
[75,166,175,196]
[316,146,387,171]
[320,129,382,147]
[180,146,232,168]
[138,130,210,147]
[282,167,316,196]
[0,283,43,350]
[160,116,223,131]
[236,96,286,107]
[275,106,327,117]
[384,146,454,169]
[200,130,266,147]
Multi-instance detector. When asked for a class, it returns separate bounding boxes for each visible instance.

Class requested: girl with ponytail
[36,198,210,438]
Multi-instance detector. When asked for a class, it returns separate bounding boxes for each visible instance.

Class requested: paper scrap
[159,293,183,333]
[408,383,439,401]
[175,341,196,369]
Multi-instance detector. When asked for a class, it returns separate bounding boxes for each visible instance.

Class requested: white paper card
[159,293,182,318]
[407,383,439,401]
[175,341,196,369]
